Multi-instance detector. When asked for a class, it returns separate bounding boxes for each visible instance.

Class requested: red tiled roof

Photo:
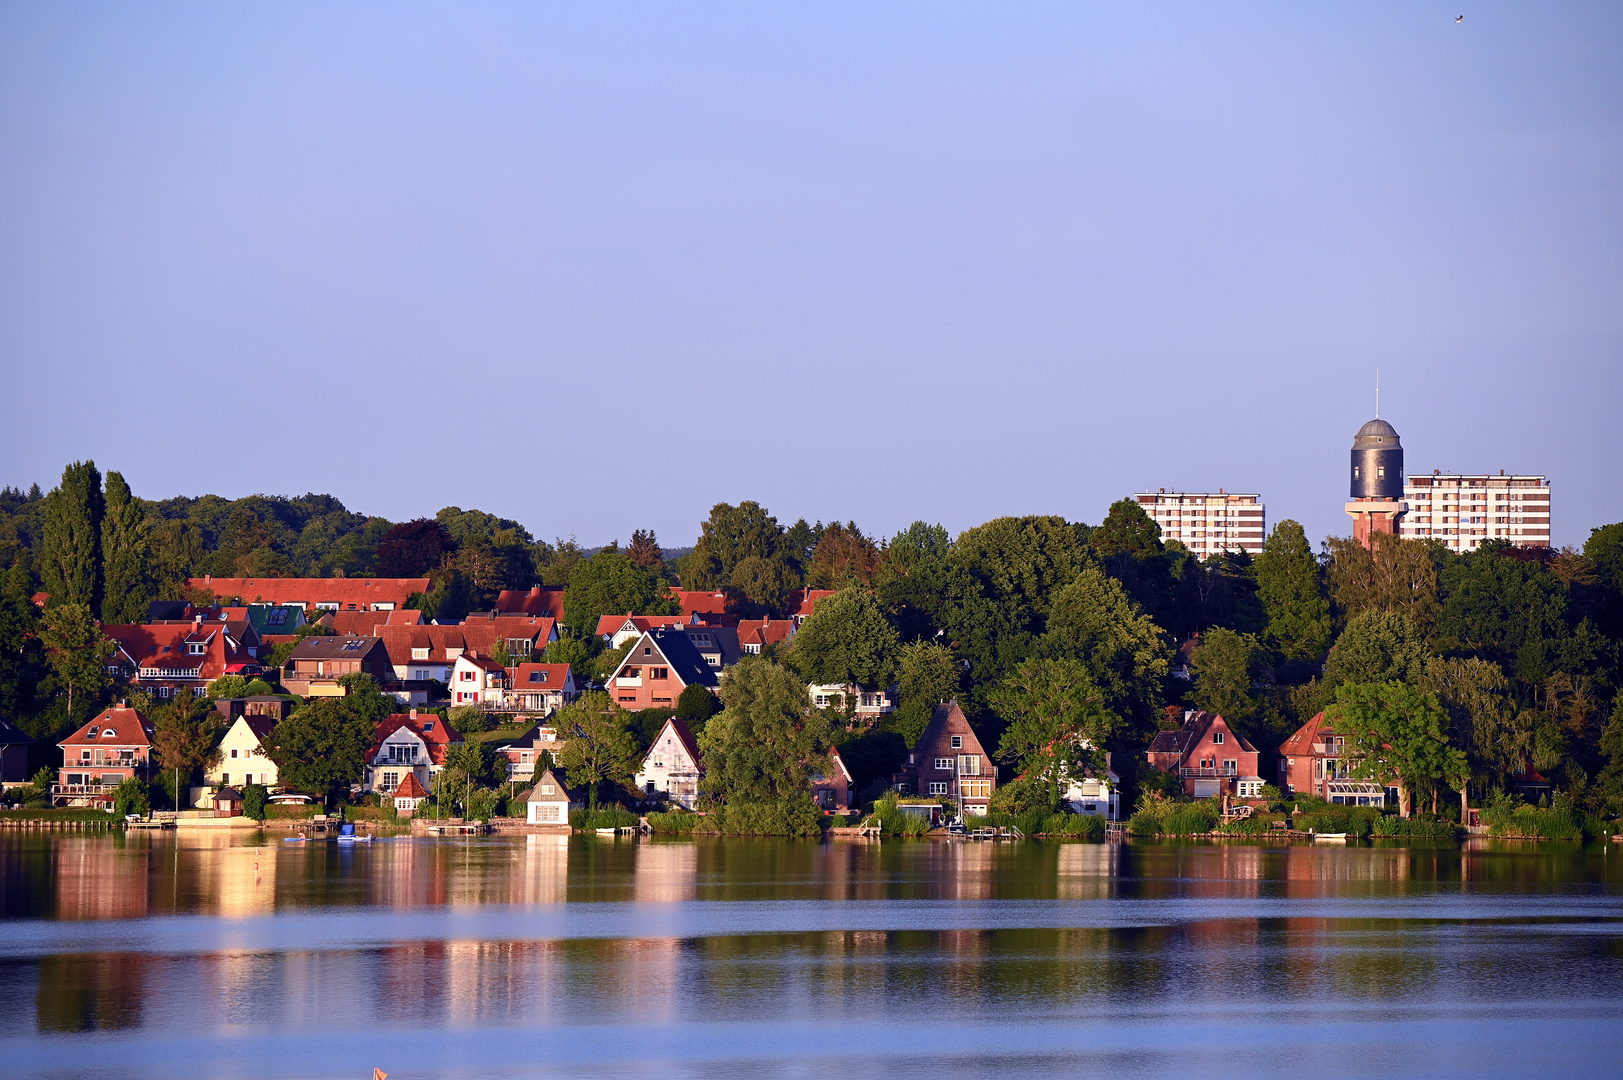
[494,586,566,620]
[371,619,556,669]
[367,711,463,766]
[61,705,154,748]
[788,588,836,617]
[458,651,506,673]
[593,613,687,638]
[509,663,573,688]
[187,577,430,611]
[324,608,423,636]
[1278,712,1332,756]
[671,590,730,617]
[103,622,260,681]
[737,618,795,648]
[393,772,428,798]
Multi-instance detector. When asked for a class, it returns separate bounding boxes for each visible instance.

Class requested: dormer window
[412,648,429,660]
[102,729,117,738]
[188,642,205,655]
[87,727,99,738]
[423,721,435,731]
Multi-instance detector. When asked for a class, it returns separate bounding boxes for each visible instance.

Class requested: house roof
[788,588,837,618]
[671,590,730,617]
[736,618,794,649]
[593,613,688,639]
[457,651,506,673]
[368,711,463,766]
[612,629,719,688]
[642,716,702,771]
[1150,711,1258,758]
[1278,712,1333,757]
[322,608,422,636]
[103,622,260,680]
[822,744,854,785]
[0,717,32,745]
[187,576,430,611]
[508,663,573,689]
[233,715,278,743]
[61,705,154,748]
[683,625,741,668]
[494,585,566,620]
[393,772,429,798]
[286,635,386,661]
[526,765,584,803]
[911,700,989,760]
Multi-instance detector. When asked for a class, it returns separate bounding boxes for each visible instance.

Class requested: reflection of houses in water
[519,833,570,905]
[53,837,149,921]
[190,833,276,918]
[35,954,147,1033]
[1280,845,1411,899]
[1054,842,1118,900]
[634,840,697,904]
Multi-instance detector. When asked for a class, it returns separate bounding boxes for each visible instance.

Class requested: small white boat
[1313,832,1349,843]
[336,834,373,844]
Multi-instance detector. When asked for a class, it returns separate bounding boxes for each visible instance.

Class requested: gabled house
[525,766,585,825]
[811,744,854,812]
[736,618,794,656]
[787,588,836,628]
[634,716,703,808]
[362,709,463,795]
[187,575,430,612]
[372,618,559,690]
[54,704,155,806]
[391,771,429,815]
[595,613,690,649]
[897,701,996,816]
[495,585,566,622]
[281,635,392,697]
[0,718,32,786]
[206,715,279,789]
[1148,710,1265,799]
[499,723,565,782]
[1277,712,1392,806]
[450,651,507,706]
[606,629,719,711]
[502,664,578,714]
[103,619,264,699]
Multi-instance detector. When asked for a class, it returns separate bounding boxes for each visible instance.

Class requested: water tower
[1344,418,1406,547]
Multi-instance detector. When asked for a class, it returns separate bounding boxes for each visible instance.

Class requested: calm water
[1,832,1621,1080]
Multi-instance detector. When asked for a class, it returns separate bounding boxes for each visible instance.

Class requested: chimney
[530,585,541,597]
[409,708,418,720]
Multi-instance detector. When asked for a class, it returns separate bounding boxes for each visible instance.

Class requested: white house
[450,652,507,706]
[500,663,578,714]
[525,767,583,826]
[634,717,703,809]
[362,711,463,796]
[808,682,896,721]
[206,715,279,789]
[392,771,429,814]
[1062,747,1121,820]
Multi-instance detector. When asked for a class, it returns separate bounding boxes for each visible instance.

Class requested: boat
[1313,832,1349,843]
[336,833,373,844]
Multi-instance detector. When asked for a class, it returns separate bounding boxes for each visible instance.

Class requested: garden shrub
[1160,805,1217,836]
[693,797,823,837]
[570,805,641,831]
[646,809,700,835]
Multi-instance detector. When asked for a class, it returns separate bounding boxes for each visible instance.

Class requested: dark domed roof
[1356,418,1398,438]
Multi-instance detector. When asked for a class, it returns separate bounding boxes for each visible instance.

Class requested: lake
[1,831,1621,1079]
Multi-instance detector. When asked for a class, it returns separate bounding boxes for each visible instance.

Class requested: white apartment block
[1134,491,1266,558]
[1400,471,1550,553]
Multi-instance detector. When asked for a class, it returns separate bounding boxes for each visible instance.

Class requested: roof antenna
[1375,368,1380,419]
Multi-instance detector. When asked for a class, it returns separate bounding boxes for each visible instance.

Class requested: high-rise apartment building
[1400,471,1551,553]
[1134,491,1266,558]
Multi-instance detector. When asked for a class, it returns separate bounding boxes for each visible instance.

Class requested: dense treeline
[3,462,1622,822]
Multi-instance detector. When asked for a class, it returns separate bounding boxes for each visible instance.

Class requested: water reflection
[2,834,1621,1079]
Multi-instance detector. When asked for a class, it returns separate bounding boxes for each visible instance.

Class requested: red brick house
[605,629,719,711]
[811,744,854,812]
[736,618,794,656]
[899,701,996,817]
[1147,710,1265,799]
[281,635,393,697]
[54,704,156,806]
[1277,712,1393,806]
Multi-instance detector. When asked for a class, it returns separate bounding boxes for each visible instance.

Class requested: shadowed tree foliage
[153,693,224,805]
[374,518,458,578]
[699,657,833,805]
[992,657,1120,809]
[886,640,963,747]
[805,522,882,589]
[1189,627,1268,728]
[555,691,639,807]
[39,602,112,727]
[788,587,900,689]
[1037,565,1170,737]
[1254,519,1332,661]
[266,697,376,801]
[1326,533,1441,632]
[100,472,152,624]
[564,549,679,639]
[626,529,665,572]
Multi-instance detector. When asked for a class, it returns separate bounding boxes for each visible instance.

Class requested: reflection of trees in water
[35,953,145,1033]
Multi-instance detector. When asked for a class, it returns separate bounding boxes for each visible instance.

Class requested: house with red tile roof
[371,617,558,691]
[187,576,430,612]
[391,771,429,814]
[363,709,463,796]
[736,618,794,656]
[1277,713,1393,806]
[450,651,507,706]
[670,590,734,624]
[634,717,703,808]
[501,664,578,714]
[1148,710,1265,799]
[605,629,719,711]
[103,619,265,700]
[54,704,155,806]
[319,608,423,636]
[811,744,854,812]
[495,585,566,622]
[896,701,996,817]
[595,613,691,649]
[787,588,837,628]
[205,714,280,790]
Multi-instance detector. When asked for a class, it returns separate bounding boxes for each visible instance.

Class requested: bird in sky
[1456,15,1464,22]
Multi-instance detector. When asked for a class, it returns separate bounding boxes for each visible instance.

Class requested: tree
[150,520,206,601]
[1326,533,1441,632]
[728,554,800,617]
[265,698,376,801]
[699,657,833,805]
[542,636,598,688]
[626,529,665,572]
[447,704,493,733]
[444,738,506,786]
[1038,565,1170,735]
[564,549,678,639]
[788,587,900,689]
[676,683,719,726]
[1436,545,1569,669]
[100,472,152,624]
[555,691,639,806]
[887,640,962,746]
[207,675,251,700]
[991,657,1120,809]
[374,518,458,578]
[805,522,882,589]
[39,461,104,614]
[242,783,268,821]
[336,671,396,729]
[880,521,951,580]
[1254,520,1332,660]
[1330,681,1465,818]
[683,501,789,590]
[153,693,223,805]
[953,515,1092,626]
[1421,656,1522,778]
[112,777,150,818]
[1189,628,1267,728]
[38,602,112,722]
[1321,611,1431,693]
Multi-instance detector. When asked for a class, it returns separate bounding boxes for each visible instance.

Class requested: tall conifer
[1255,520,1333,661]
[100,471,151,623]
[39,461,104,615]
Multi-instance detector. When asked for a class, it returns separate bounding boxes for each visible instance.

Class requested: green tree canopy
[990,657,1120,809]
[555,691,639,805]
[683,501,790,590]
[887,640,962,747]
[1330,680,1466,818]
[1188,627,1267,728]
[1037,565,1170,735]
[38,602,112,724]
[788,587,900,688]
[265,697,376,801]
[699,657,834,806]
[1254,519,1332,660]
[40,461,104,614]
[100,471,151,624]
[1321,611,1431,692]
[152,693,224,802]
[881,521,951,579]
[676,683,719,726]
[805,522,881,589]
[1326,533,1441,632]
[564,549,678,638]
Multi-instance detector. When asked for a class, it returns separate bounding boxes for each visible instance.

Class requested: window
[381,771,398,791]
[538,804,559,822]
[651,667,668,680]
[530,671,548,683]
[267,610,287,626]
[103,728,117,738]
[927,781,948,795]
[934,757,954,770]
[950,735,962,749]
[221,773,229,785]
[423,721,435,732]
[961,780,991,800]
[958,756,979,775]
[540,783,555,795]
[188,642,205,655]
[1223,759,1236,774]
[342,640,363,651]
[1378,466,1386,478]
[460,671,474,682]
[1214,731,1224,745]
[231,748,239,758]
[412,648,429,660]
[644,647,652,656]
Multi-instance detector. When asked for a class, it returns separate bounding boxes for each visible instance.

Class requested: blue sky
[2,2,1618,551]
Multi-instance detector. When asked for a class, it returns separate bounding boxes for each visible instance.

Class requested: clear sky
[2,2,1619,552]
